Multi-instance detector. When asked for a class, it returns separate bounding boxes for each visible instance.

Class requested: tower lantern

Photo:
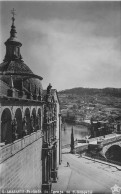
[4,8,23,62]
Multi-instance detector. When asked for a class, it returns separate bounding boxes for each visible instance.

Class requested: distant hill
[59,87,121,98]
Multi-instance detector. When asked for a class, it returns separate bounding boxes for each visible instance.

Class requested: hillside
[59,87,121,98]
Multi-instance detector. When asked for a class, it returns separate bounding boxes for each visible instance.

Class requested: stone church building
[0,10,62,193]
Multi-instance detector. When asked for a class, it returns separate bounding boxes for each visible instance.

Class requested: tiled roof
[0,60,43,94]
[0,60,32,73]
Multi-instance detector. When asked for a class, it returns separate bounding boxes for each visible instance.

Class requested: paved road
[52,149,121,194]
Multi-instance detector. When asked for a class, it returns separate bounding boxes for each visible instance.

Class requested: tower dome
[0,9,43,96]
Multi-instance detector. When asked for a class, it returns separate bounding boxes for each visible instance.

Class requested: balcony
[0,130,42,163]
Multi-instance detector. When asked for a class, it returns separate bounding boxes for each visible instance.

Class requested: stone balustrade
[0,130,42,163]
[75,144,88,154]
[73,134,121,154]
[103,134,121,146]
[88,133,116,143]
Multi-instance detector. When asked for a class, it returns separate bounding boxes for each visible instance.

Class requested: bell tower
[4,8,23,62]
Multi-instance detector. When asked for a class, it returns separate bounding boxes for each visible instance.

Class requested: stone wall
[0,130,42,191]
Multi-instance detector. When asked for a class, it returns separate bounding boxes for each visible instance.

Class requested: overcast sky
[0,1,121,91]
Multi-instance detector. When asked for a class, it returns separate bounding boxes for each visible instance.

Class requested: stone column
[54,144,57,170]
[51,149,53,171]
[46,125,48,143]
[48,151,52,181]
[46,153,49,183]
[42,149,46,184]
[51,143,57,182]
[59,113,62,164]
[52,123,54,139]
[54,121,56,139]
[42,148,52,194]
[50,124,52,141]
[48,125,50,142]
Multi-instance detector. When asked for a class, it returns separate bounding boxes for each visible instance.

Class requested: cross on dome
[9,8,17,38]
[11,8,16,17]
[11,8,16,24]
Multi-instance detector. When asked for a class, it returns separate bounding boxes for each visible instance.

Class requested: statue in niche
[12,118,19,141]
[30,115,35,132]
[36,114,39,131]
[22,116,28,136]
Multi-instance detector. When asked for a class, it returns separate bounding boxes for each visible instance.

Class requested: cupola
[0,9,43,97]
[4,8,23,62]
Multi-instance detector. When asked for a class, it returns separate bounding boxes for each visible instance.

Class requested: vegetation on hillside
[59,87,121,98]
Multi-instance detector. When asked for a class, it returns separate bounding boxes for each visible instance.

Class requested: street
[52,148,121,194]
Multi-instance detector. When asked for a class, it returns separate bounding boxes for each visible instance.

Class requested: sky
[0,1,121,91]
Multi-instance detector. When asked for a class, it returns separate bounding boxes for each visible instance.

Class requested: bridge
[100,134,121,161]
[62,133,121,163]
[88,133,121,158]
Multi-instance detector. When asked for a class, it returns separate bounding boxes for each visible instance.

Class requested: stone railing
[62,144,70,149]
[88,133,116,143]
[75,143,88,154]
[62,140,77,149]
[103,135,121,146]
[88,154,121,167]
[0,130,43,163]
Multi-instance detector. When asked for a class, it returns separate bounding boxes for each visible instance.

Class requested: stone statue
[22,116,28,136]
[12,118,19,141]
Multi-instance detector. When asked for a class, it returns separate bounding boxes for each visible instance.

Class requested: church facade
[0,10,62,193]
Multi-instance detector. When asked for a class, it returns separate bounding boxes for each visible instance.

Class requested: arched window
[1,108,12,144]
[15,108,22,138]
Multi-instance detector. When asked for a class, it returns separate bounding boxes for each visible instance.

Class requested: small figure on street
[67,162,70,167]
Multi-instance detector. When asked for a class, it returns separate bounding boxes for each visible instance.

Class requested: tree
[70,126,74,153]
